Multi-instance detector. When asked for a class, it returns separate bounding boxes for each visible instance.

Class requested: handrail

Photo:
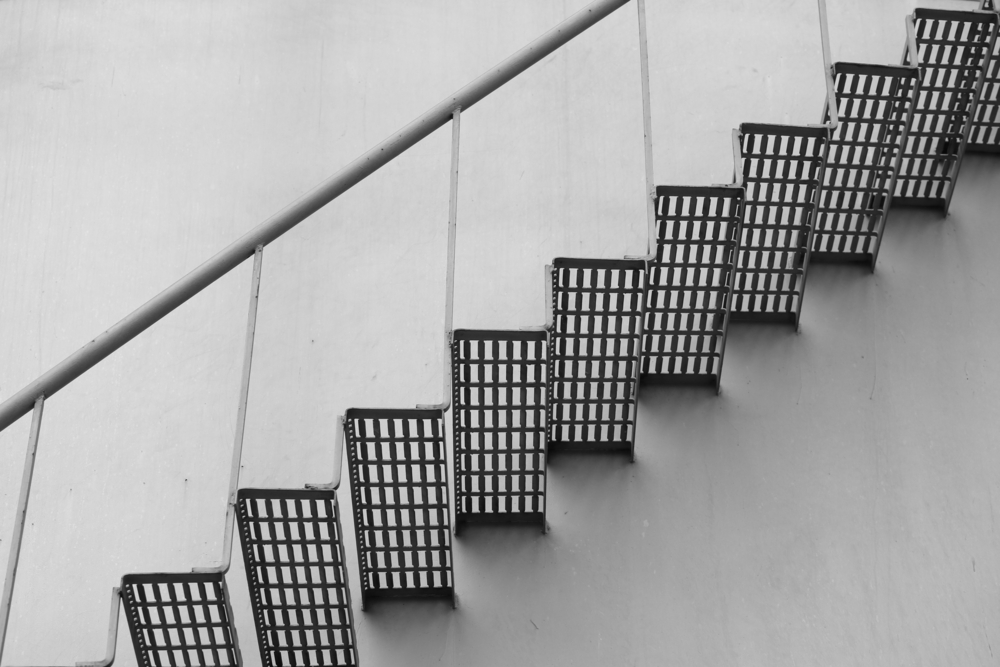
[0,0,632,435]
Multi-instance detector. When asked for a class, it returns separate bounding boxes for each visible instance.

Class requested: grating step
[549,258,645,457]
[642,185,743,390]
[731,123,829,327]
[344,408,454,608]
[813,63,919,265]
[452,329,548,532]
[121,572,240,667]
[969,1,1000,152]
[236,488,359,666]
[894,9,997,210]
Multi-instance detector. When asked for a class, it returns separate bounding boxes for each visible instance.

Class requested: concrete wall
[1,0,998,665]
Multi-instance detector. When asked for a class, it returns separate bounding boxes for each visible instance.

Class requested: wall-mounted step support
[812,63,920,266]
[969,2,1000,151]
[236,488,359,666]
[641,186,743,392]
[452,330,548,533]
[894,9,998,211]
[731,123,829,328]
[344,408,454,609]
[120,572,241,667]
[548,258,645,458]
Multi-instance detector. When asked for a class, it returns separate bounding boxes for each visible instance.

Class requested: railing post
[418,108,461,412]
[817,0,840,128]
[0,396,45,663]
[636,0,656,258]
[193,245,263,576]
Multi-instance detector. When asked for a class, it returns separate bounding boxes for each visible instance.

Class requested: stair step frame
[731,123,830,327]
[642,185,743,391]
[813,63,920,266]
[344,407,454,608]
[969,1,1000,151]
[894,9,998,210]
[121,572,241,667]
[236,488,359,666]
[549,258,646,458]
[451,329,548,532]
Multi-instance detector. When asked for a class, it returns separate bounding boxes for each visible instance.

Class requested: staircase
[1,1,999,666]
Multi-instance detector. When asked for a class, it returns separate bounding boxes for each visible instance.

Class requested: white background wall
[1,0,998,665]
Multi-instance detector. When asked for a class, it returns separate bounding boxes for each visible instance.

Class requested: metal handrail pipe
[0,0,631,434]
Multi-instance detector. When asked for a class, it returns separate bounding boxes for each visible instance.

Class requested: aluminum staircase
[812,63,919,265]
[451,330,549,533]
[236,488,359,666]
[731,123,830,327]
[120,573,240,667]
[548,258,646,457]
[641,185,743,391]
[894,9,997,211]
[969,0,1000,151]
[344,409,455,609]
[1,1,1000,666]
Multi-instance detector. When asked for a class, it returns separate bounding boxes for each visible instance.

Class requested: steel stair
[120,573,241,667]
[343,408,455,609]
[812,63,919,265]
[969,0,1000,151]
[236,488,359,666]
[451,330,548,533]
[641,186,743,391]
[893,8,998,211]
[2,2,1000,666]
[547,258,646,458]
[731,123,830,327]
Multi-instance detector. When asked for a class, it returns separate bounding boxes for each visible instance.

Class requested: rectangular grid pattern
[813,63,919,265]
[121,572,240,667]
[731,123,829,326]
[236,488,358,666]
[549,258,645,456]
[452,330,547,532]
[344,408,453,608]
[968,3,1000,152]
[642,186,743,390]
[894,9,997,209]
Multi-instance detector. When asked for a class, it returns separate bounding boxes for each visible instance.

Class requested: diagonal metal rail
[0,0,631,436]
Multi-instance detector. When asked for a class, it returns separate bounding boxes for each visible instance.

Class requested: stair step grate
[121,572,240,667]
[813,63,919,264]
[732,123,829,325]
[452,329,548,532]
[549,258,645,456]
[236,488,358,666]
[969,3,1000,152]
[642,185,742,388]
[894,9,997,208]
[344,408,454,608]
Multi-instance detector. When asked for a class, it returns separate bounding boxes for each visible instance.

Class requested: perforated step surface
[813,63,919,264]
[452,330,547,531]
[236,488,358,666]
[642,186,742,388]
[549,258,645,455]
[121,572,240,667]
[894,9,997,208]
[344,408,453,607]
[969,3,1000,152]
[732,123,829,325]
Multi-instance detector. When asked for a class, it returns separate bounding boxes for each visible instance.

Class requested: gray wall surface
[1,0,998,665]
